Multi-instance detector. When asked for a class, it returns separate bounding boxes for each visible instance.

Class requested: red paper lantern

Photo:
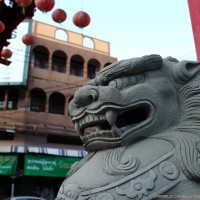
[73,11,91,28]
[52,9,67,23]
[22,33,35,45]
[0,21,5,33]
[15,0,33,7]
[1,49,12,59]
[34,0,55,12]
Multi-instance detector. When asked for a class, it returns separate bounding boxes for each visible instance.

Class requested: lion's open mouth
[73,102,153,144]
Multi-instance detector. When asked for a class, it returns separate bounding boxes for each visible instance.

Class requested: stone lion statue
[56,55,200,200]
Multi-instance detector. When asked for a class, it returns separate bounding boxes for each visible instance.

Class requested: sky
[33,0,197,61]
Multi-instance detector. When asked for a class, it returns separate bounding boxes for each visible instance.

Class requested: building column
[45,93,49,114]
[83,60,88,79]
[4,89,8,110]
[66,55,71,76]
[48,51,53,71]
[24,90,30,111]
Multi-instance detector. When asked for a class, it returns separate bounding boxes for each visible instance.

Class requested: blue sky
[33,0,197,61]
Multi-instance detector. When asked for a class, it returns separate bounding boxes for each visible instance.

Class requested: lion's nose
[73,86,99,107]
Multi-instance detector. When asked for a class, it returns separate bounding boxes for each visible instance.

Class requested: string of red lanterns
[34,0,55,12]
[73,11,91,28]
[15,0,32,8]
[13,0,91,28]
[1,49,12,59]
[2,0,91,33]
[22,33,35,45]
[52,9,67,23]
[0,21,5,33]
[0,0,91,61]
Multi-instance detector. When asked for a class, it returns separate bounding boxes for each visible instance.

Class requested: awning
[0,154,18,175]
[0,145,87,157]
[24,154,82,177]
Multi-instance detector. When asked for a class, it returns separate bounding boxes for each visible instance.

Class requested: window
[49,92,65,115]
[0,89,5,110]
[33,46,49,69]
[52,50,67,73]
[7,89,19,110]
[104,62,112,68]
[70,55,84,77]
[55,29,68,41]
[83,37,94,49]
[30,88,46,112]
[87,59,100,79]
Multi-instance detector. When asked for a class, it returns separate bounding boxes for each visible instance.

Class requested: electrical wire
[0,44,102,94]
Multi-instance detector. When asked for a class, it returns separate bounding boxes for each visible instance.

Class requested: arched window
[0,89,5,110]
[83,37,94,49]
[52,50,67,73]
[70,55,84,77]
[104,62,112,68]
[49,92,65,115]
[55,29,68,41]
[87,59,100,79]
[33,46,49,69]
[7,89,19,110]
[30,88,46,112]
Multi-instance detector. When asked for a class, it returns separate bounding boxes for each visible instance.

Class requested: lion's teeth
[111,125,122,137]
[79,120,83,127]
[99,115,105,121]
[75,122,82,136]
[93,115,98,121]
[105,110,117,127]
[96,126,101,132]
[85,116,89,123]
[90,132,96,137]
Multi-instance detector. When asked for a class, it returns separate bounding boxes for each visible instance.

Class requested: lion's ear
[172,61,200,84]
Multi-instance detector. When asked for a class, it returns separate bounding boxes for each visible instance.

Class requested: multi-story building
[0,20,117,199]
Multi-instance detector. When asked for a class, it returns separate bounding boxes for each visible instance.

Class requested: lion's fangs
[75,122,82,136]
[74,110,122,139]
[105,110,117,127]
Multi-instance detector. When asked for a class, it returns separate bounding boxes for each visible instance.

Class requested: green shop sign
[24,154,82,177]
[0,154,18,175]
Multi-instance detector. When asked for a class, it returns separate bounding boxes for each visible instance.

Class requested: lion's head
[68,54,200,151]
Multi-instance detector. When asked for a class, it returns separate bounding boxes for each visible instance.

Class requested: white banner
[0,19,32,86]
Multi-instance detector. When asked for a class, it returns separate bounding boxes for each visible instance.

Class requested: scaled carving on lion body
[56,55,200,200]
